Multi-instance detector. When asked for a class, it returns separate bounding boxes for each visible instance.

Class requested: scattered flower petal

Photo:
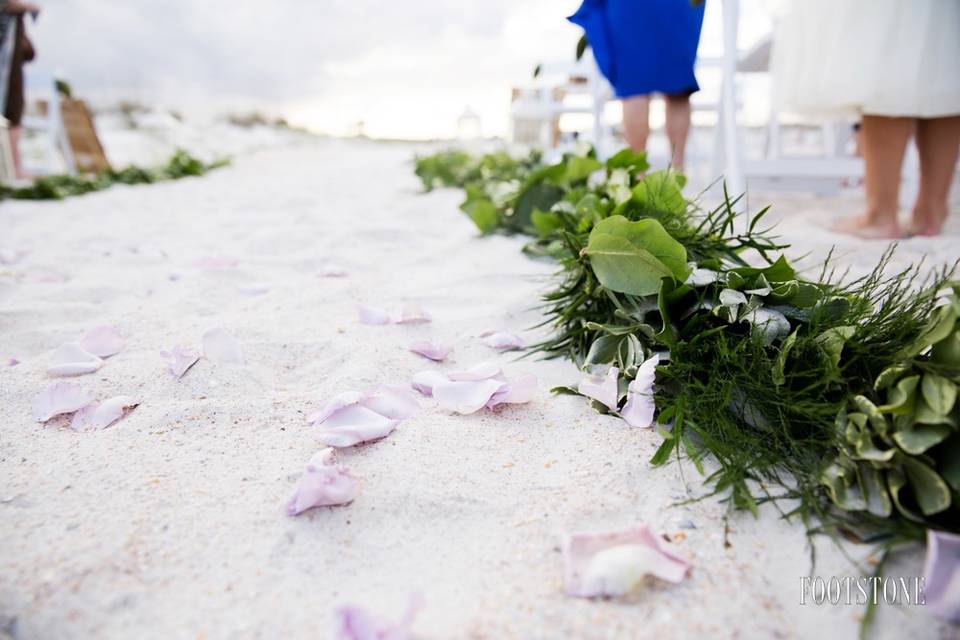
[923,529,960,622]
[481,330,525,351]
[78,325,124,357]
[410,370,448,396]
[191,256,238,270]
[486,374,537,408]
[577,366,620,411]
[409,340,451,362]
[7,357,20,367]
[319,264,348,277]
[391,303,431,325]
[202,327,244,364]
[70,395,139,431]
[47,343,104,377]
[237,282,270,296]
[433,378,506,414]
[620,354,661,428]
[0,248,27,265]
[286,448,359,516]
[332,595,422,640]
[357,304,391,325]
[161,345,200,378]
[31,382,95,422]
[447,361,503,382]
[310,388,419,448]
[562,524,690,598]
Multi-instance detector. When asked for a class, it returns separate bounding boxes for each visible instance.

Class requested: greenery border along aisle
[0,150,229,202]
[414,146,960,579]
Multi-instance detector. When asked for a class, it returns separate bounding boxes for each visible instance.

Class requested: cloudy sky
[26,0,774,139]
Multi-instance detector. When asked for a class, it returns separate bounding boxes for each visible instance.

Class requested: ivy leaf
[901,456,952,516]
[892,422,952,455]
[585,216,688,296]
[920,373,957,417]
[815,326,856,369]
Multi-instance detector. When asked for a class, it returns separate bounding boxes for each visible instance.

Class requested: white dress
[771,0,960,119]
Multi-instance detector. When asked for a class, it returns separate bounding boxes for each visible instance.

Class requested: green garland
[0,150,229,202]
[414,146,960,546]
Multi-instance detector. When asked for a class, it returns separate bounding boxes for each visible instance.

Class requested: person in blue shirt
[569,0,705,170]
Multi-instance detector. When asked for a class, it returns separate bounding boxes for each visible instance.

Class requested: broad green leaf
[821,460,867,511]
[877,375,919,415]
[859,464,892,517]
[906,304,957,357]
[815,326,856,369]
[874,364,910,390]
[584,334,621,366]
[901,456,952,516]
[530,209,561,237]
[514,181,563,230]
[852,396,887,434]
[631,170,687,216]
[585,216,689,296]
[605,148,649,175]
[562,156,603,184]
[892,422,952,455]
[461,198,498,234]
[931,329,960,366]
[731,255,797,283]
[887,467,923,522]
[914,395,957,426]
[937,435,960,492]
[921,373,957,416]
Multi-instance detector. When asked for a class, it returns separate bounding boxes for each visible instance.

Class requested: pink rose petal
[237,282,270,296]
[362,385,420,420]
[286,448,359,516]
[620,354,661,428]
[486,374,537,409]
[391,303,431,325]
[481,330,525,351]
[410,370,448,396]
[562,523,690,598]
[310,388,419,448]
[78,325,125,357]
[0,247,27,265]
[47,343,104,377]
[70,395,139,431]
[161,345,200,378]
[577,366,620,411]
[7,357,21,367]
[357,305,391,326]
[31,382,95,422]
[447,362,503,382]
[202,327,244,364]
[409,340,451,362]
[332,595,422,640]
[192,256,238,270]
[319,264,348,278]
[433,378,506,414]
[923,529,960,622]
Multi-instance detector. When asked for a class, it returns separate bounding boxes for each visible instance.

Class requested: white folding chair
[21,71,76,176]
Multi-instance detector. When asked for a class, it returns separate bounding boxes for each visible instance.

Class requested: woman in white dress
[772,0,960,238]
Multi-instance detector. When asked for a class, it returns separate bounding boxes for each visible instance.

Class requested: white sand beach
[1,139,957,639]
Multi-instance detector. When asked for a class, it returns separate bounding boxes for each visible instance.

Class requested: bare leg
[9,126,27,180]
[833,115,913,239]
[621,95,650,155]
[909,115,960,236]
[664,93,692,171]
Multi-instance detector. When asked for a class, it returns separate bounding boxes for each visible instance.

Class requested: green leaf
[575,34,588,61]
[514,181,564,230]
[901,456,952,516]
[815,326,856,369]
[584,334,621,366]
[921,373,957,417]
[530,209,561,237]
[892,422,952,455]
[631,170,686,216]
[585,216,689,296]
[772,330,798,386]
[874,364,910,390]
[731,255,797,283]
[859,464,892,517]
[650,437,676,466]
[562,156,603,184]
[461,198,498,234]
[887,467,923,522]
[605,148,650,175]
[877,375,919,415]
[937,435,960,492]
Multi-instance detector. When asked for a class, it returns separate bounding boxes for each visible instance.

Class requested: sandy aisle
[0,140,954,639]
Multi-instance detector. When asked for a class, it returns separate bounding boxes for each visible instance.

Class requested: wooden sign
[60,98,110,174]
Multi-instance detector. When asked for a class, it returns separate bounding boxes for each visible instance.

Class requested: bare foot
[907,209,946,237]
[831,215,902,239]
